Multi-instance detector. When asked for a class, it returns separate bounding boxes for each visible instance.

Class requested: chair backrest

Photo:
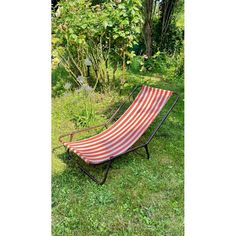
[67,86,173,164]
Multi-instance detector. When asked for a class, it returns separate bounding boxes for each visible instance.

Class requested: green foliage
[153,0,184,54]
[128,55,144,73]
[153,20,184,55]
[69,95,96,128]
[52,0,184,94]
[152,50,184,79]
[52,0,143,90]
[128,50,184,80]
[52,66,75,97]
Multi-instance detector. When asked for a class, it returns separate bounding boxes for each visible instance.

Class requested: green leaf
[103,21,108,29]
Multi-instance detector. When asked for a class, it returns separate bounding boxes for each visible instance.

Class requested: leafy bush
[52,66,74,97]
[70,99,96,128]
[51,0,184,97]
[52,0,143,91]
[153,21,184,55]
[152,51,184,80]
[128,56,143,73]
[128,49,183,80]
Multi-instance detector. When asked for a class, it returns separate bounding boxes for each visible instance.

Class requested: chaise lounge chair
[59,85,179,185]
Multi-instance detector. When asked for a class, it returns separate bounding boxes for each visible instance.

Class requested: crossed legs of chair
[76,158,113,185]
[66,144,150,185]
[66,150,113,185]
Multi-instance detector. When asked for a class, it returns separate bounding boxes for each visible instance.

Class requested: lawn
[52,74,184,236]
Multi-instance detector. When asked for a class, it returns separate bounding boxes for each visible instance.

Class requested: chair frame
[59,85,179,185]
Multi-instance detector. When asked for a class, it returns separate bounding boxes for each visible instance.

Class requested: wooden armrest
[59,123,106,143]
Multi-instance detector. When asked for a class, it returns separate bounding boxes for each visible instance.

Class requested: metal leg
[144,145,150,159]
[77,160,112,185]
[99,160,113,185]
[73,156,113,185]
[66,148,72,160]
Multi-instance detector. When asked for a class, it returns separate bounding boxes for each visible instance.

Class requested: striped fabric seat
[63,86,173,164]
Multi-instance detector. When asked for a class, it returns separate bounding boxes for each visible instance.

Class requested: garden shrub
[51,0,184,96]
[128,49,183,80]
[52,66,75,97]
[52,0,143,91]
[128,56,143,74]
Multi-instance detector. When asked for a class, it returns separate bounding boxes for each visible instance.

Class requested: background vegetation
[52,0,184,235]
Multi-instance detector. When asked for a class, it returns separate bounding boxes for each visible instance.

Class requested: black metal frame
[59,85,179,185]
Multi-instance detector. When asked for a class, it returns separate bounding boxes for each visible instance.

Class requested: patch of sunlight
[176,14,184,29]
[52,156,67,176]
[169,116,179,124]
[141,75,162,82]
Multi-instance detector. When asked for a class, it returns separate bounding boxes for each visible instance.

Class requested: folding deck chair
[59,85,179,185]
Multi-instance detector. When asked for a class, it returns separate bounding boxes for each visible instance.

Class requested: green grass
[52,74,184,236]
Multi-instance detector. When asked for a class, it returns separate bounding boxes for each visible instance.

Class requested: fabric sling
[59,85,179,184]
[62,86,173,165]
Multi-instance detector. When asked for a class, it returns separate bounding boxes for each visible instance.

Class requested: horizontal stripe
[73,89,163,154]
[63,86,172,164]
[69,87,158,150]
[80,91,170,160]
[66,86,150,147]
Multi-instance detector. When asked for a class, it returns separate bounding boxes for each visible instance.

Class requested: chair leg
[66,148,72,160]
[144,145,150,159]
[76,158,113,185]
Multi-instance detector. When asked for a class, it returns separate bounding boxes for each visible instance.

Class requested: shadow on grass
[53,119,181,191]
[53,142,149,188]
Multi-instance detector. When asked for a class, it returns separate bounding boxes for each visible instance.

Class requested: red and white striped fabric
[63,86,173,164]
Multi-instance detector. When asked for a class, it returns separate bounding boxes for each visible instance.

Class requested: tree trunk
[143,0,154,57]
[159,0,178,47]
